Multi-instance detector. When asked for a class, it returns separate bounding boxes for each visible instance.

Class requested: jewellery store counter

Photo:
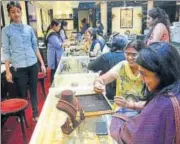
[29,73,117,144]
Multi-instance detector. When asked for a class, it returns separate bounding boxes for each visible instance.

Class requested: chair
[38,72,47,98]
[1,98,29,144]
[38,47,48,98]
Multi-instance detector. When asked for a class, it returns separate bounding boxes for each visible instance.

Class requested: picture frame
[120,8,133,28]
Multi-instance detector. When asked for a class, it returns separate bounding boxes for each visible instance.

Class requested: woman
[96,20,104,36]
[46,19,63,82]
[80,18,89,35]
[2,1,46,121]
[59,20,68,42]
[94,40,145,110]
[145,7,170,46]
[88,34,127,100]
[110,42,180,144]
[86,28,103,57]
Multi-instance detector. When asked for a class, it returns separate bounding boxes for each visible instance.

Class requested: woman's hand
[93,80,104,94]
[63,40,70,48]
[41,64,46,75]
[94,87,104,94]
[6,71,13,83]
[114,96,133,108]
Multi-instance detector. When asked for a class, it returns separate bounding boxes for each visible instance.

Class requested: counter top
[29,73,116,144]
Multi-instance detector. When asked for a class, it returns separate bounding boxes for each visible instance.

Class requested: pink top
[147,23,170,46]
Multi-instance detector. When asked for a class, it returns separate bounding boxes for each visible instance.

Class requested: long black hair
[109,34,128,52]
[136,42,180,103]
[125,40,146,52]
[81,18,87,24]
[46,19,60,34]
[45,19,60,45]
[145,7,171,42]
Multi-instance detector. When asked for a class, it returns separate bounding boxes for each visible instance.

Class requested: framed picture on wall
[120,8,133,28]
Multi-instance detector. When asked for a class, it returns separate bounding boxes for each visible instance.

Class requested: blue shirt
[47,30,63,69]
[90,40,101,52]
[2,23,38,68]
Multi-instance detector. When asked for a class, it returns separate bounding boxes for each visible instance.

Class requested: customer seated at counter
[110,42,180,144]
[88,34,127,100]
[86,28,104,57]
[93,40,146,111]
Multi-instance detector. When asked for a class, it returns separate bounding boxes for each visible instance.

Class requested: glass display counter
[29,73,117,144]
[55,56,91,75]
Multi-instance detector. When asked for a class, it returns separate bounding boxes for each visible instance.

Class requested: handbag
[56,90,85,135]
[169,95,180,144]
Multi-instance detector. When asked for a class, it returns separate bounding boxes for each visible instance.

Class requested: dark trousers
[50,53,58,83]
[13,63,38,117]
[51,69,56,84]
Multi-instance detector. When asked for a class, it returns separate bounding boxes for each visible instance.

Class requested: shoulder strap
[169,96,180,144]
[47,32,59,40]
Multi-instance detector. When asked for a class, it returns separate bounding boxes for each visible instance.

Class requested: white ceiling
[34,1,79,10]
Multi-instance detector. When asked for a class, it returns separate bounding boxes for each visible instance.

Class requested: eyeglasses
[125,52,138,59]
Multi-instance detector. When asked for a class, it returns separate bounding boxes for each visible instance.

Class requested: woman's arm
[151,23,168,42]
[30,28,46,73]
[93,61,125,93]
[35,50,46,74]
[93,71,116,93]
[48,35,62,50]
[95,70,117,85]
[114,96,146,110]
[95,61,125,84]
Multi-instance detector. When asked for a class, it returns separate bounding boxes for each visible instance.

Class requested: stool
[1,98,29,144]
[38,72,46,98]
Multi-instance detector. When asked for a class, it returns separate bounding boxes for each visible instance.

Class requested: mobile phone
[96,121,108,135]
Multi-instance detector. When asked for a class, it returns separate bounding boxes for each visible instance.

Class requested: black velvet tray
[75,94,113,116]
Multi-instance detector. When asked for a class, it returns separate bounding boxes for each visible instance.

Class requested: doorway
[78,10,89,31]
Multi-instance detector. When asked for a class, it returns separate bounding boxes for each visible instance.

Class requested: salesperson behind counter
[2,1,46,121]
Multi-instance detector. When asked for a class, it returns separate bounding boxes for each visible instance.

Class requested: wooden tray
[75,94,114,117]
